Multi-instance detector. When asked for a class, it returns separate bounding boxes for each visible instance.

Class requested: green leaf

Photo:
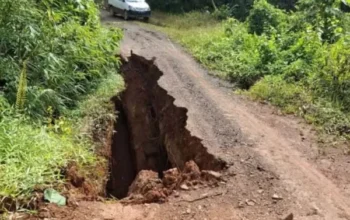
[342,0,350,6]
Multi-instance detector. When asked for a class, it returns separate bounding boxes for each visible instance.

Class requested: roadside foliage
[0,0,122,208]
[149,0,350,140]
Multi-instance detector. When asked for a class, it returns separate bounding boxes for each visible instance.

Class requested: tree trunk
[211,0,218,11]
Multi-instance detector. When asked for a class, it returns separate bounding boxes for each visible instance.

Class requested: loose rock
[180,184,189,191]
[307,206,319,216]
[272,194,283,200]
[246,199,255,206]
[202,170,223,180]
[238,201,245,208]
[174,190,180,198]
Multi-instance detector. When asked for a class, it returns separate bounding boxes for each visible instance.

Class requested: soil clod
[283,213,294,220]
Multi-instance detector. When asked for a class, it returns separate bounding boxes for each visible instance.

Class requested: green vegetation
[0,115,95,200]
[0,0,122,119]
[3,0,350,211]
[148,0,350,140]
[147,0,299,19]
[0,0,123,209]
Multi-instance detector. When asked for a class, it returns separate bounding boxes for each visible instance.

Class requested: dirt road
[119,20,350,218]
[45,14,350,220]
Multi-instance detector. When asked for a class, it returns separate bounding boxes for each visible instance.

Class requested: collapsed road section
[106,53,227,199]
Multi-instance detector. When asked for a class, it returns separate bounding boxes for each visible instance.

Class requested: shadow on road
[100,9,149,23]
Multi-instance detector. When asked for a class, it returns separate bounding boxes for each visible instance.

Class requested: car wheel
[109,5,115,16]
[143,17,149,22]
[123,11,129,20]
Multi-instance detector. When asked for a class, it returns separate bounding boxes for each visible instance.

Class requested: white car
[108,0,151,21]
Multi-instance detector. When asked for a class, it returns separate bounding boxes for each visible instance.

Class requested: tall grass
[0,72,124,209]
[0,116,95,200]
[149,11,218,30]
[71,73,125,148]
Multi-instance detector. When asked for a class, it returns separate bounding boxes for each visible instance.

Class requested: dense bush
[247,0,287,35]
[298,0,345,43]
[212,5,232,20]
[0,0,123,208]
[147,0,254,20]
[147,0,296,20]
[249,75,311,113]
[0,0,122,120]
[268,0,297,10]
[311,39,350,110]
[148,0,350,21]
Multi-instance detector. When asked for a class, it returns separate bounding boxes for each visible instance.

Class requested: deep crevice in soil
[106,53,226,199]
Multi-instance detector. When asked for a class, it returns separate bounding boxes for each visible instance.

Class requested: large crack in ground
[106,53,226,200]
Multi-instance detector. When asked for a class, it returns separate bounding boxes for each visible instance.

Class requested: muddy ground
[29,12,350,220]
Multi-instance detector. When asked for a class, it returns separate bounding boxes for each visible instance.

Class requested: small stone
[174,190,180,197]
[202,170,222,179]
[38,212,50,219]
[272,194,283,200]
[180,184,189,190]
[200,193,209,198]
[307,206,320,216]
[238,201,245,208]
[198,205,202,210]
[258,189,264,194]
[245,199,255,206]
[186,208,191,214]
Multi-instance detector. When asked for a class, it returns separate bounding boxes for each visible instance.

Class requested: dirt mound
[126,170,168,204]
[122,160,223,204]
